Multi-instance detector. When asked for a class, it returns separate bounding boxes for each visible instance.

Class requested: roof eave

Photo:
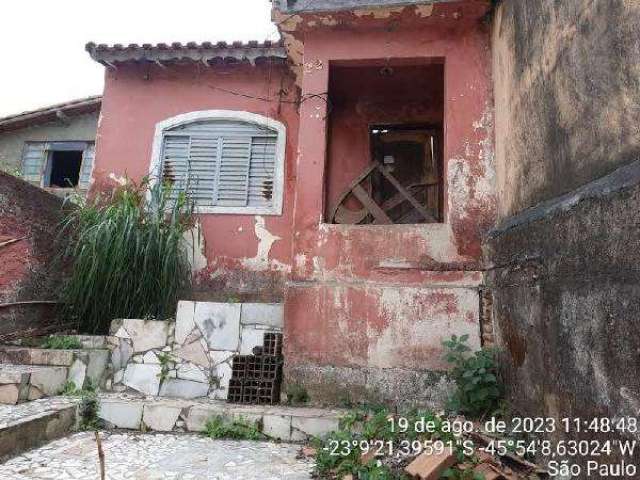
[85,41,288,67]
[0,96,102,133]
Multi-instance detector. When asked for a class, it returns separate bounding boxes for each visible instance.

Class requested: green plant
[204,415,265,440]
[442,335,502,417]
[286,383,309,405]
[157,352,174,384]
[59,378,98,397]
[442,466,485,480]
[58,178,194,333]
[77,386,101,430]
[41,335,82,350]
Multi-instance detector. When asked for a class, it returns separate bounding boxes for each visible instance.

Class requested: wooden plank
[329,163,378,223]
[352,184,392,224]
[376,163,436,222]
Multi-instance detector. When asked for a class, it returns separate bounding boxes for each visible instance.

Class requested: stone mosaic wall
[108,302,283,400]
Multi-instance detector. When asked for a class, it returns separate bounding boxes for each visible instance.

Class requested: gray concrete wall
[492,0,640,220]
[0,113,98,175]
[488,0,640,469]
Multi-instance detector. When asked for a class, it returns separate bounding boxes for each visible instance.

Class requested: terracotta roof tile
[85,40,286,66]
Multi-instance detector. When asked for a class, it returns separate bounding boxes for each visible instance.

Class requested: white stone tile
[111,339,132,372]
[142,404,181,431]
[194,302,241,351]
[177,363,208,383]
[175,301,196,346]
[262,414,292,441]
[29,367,68,396]
[67,359,87,390]
[174,340,210,368]
[142,351,160,364]
[239,325,274,355]
[123,364,162,396]
[84,350,110,385]
[121,319,170,353]
[99,400,143,429]
[209,350,235,366]
[240,303,284,328]
[159,379,209,399]
[0,384,20,405]
[291,416,340,441]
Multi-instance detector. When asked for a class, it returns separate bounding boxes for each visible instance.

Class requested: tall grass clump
[59,178,194,334]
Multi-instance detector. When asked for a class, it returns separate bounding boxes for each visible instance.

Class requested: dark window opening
[325,61,445,224]
[48,150,83,188]
[369,125,442,223]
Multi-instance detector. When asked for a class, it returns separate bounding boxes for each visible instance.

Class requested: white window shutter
[161,135,191,199]
[248,136,277,207]
[186,135,219,206]
[215,137,251,207]
[159,118,282,213]
[21,142,47,183]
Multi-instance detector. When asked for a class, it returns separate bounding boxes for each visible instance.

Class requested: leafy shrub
[41,335,82,350]
[443,335,502,417]
[58,178,194,333]
[204,415,265,440]
[286,383,309,405]
[58,378,97,396]
[77,383,101,430]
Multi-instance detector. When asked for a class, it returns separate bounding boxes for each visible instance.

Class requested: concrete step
[98,393,345,442]
[0,396,78,460]
[0,346,111,392]
[0,365,69,404]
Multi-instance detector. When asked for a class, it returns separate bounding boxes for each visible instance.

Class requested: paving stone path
[0,396,78,429]
[0,432,314,480]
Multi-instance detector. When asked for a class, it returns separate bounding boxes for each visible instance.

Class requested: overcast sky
[0,0,279,117]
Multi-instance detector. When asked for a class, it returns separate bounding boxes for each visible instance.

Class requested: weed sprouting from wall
[58,178,194,334]
[442,335,503,417]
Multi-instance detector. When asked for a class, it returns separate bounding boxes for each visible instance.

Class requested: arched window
[150,110,286,215]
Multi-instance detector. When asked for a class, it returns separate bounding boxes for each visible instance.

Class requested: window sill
[319,222,446,230]
[193,206,283,216]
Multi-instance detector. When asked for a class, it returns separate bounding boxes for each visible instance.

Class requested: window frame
[21,140,95,190]
[149,110,286,215]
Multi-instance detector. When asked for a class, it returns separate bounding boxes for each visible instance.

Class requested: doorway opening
[325,61,444,224]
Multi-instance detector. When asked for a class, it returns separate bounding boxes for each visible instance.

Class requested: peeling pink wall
[93,64,299,299]
[92,1,496,404]
[285,3,496,401]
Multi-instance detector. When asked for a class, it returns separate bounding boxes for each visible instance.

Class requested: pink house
[87,0,496,405]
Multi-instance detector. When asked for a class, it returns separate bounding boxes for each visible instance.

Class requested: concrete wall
[0,113,98,175]
[94,64,299,301]
[285,1,496,407]
[0,172,67,338]
[492,0,640,219]
[488,0,640,468]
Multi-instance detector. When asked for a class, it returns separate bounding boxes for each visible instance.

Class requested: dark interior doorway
[370,125,442,223]
[48,150,83,188]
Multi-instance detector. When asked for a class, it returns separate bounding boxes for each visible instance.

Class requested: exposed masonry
[0,346,110,405]
[109,302,283,400]
[479,289,495,347]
